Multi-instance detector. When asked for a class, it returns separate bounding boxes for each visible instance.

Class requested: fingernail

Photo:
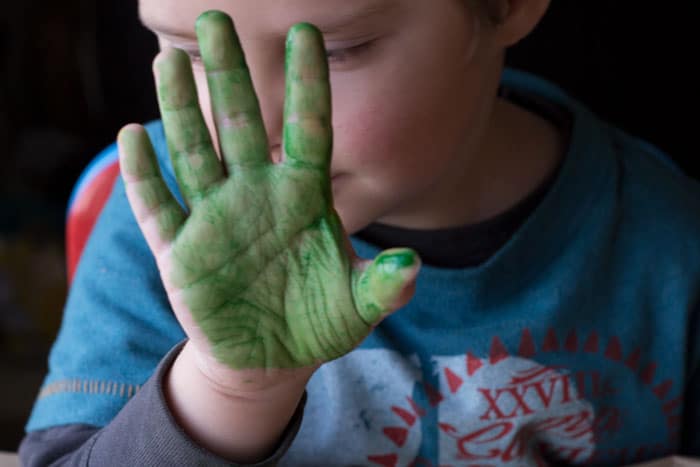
[376,250,418,270]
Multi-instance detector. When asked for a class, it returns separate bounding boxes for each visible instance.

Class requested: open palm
[117,11,419,373]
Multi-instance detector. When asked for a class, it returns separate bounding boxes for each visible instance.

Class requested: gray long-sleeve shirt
[19,341,306,466]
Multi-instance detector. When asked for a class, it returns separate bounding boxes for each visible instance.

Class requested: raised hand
[117,11,420,386]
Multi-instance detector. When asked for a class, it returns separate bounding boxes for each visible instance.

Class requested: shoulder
[503,68,700,245]
[607,122,700,250]
[587,95,700,279]
[612,125,700,211]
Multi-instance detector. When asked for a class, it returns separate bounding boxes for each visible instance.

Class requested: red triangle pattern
[438,422,457,434]
[542,328,559,352]
[376,331,681,467]
[489,336,509,364]
[604,336,623,361]
[662,396,682,415]
[518,328,536,357]
[423,382,444,406]
[624,348,641,371]
[367,454,398,467]
[564,330,578,352]
[406,397,426,417]
[653,380,673,400]
[466,352,483,376]
[383,427,409,447]
[373,334,681,467]
[583,332,599,353]
[443,367,463,394]
[640,363,657,385]
[391,406,416,426]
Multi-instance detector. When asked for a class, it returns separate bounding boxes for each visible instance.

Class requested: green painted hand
[117,11,420,376]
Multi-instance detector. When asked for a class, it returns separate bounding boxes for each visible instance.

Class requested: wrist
[164,341,311,463]
[186,340,315,400]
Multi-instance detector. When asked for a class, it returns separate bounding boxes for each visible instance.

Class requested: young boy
[19,0,700,465]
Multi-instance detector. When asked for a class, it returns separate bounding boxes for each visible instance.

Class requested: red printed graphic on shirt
[364,328,680,467]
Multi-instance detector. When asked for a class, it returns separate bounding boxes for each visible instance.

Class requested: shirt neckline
[351,68,617,299]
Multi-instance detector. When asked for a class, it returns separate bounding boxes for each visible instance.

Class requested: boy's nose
[243,44,285,159]
[258,97,283,158]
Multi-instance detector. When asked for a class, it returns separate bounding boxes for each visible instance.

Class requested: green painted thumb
[353,248,421,326]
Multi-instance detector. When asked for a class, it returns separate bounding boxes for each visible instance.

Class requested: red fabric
[66,161,120,283]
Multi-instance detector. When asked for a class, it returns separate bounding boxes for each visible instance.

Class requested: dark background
[0,1,695,452]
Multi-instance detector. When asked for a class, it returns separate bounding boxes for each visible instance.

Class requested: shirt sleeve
[680,302,700,455]
[25,122,187,432]
[19,341,307,467]
[680,369,700,455]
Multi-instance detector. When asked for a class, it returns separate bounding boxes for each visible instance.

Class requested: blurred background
[0,0,695,452]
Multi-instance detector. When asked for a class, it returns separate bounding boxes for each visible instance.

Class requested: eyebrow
[314,1,400,35]
[140,1,400,39]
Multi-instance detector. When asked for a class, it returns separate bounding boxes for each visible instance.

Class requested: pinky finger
[118,124,187,257]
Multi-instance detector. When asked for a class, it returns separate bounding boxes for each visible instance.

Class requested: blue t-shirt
[26,68,700,466]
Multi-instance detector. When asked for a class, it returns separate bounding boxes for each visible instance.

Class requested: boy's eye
[184,49,203,65]
[174,40,372,68]
[325,41,373,65]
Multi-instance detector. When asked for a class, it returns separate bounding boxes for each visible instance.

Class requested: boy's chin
[331,176,394,236]
[333,204,371,237]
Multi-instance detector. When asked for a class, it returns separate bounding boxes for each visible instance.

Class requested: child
[20,0,700,465]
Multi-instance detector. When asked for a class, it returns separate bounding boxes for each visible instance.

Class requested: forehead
[139,0,402,38]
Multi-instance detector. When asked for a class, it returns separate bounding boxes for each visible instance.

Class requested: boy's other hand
[116,11,420,394]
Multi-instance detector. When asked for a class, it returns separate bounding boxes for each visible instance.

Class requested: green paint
[283,23,332,171]
[376,250,417,269]
[353,249,420,325]
[118,126,186,242]
[197,11,269,170]
[120,10,420,370]
[155,48,223,206]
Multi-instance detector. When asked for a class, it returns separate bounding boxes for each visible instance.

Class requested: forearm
[21,341,306,467]
[165,340,310,463]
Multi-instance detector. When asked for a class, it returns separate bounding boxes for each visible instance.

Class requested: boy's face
[140,0,504,234]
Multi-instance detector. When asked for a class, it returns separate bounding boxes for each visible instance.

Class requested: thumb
[352,248,421,326]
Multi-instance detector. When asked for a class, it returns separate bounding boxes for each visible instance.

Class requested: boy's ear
[488,0,551,47]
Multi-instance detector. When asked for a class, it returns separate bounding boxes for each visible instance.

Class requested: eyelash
[180,41,372,67]
[186,50,202,64]
[325,41,372,64]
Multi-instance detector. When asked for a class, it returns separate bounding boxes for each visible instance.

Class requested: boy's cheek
[333,108,404,170]
[332,83,428,168]
[332,94,456,181]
